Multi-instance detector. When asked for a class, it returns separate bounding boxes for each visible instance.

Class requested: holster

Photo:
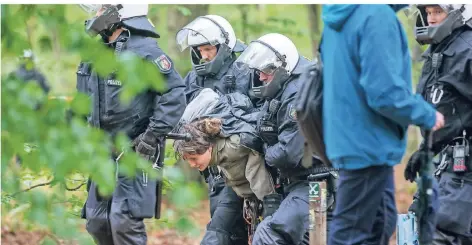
[262,193,283,219]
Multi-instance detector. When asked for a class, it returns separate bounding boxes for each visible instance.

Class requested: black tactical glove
[133,130,159,161]
[262,193,283,219]
[404,150,424,182]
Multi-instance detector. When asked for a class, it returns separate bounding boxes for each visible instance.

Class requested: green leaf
[27,191,49,226]
[70,92,91,116]
[117,153,138,177]
[176,6,192,16]
[175,216,195,232]
[170,184,200,209]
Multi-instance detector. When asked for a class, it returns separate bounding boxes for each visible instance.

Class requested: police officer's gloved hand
[262,193,282,219]
[134,130,159,161]
[404,150,425,182]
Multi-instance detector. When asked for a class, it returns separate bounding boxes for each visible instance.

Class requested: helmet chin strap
[102,28,131,45]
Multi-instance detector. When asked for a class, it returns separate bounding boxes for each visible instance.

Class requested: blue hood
[322,4,358,31]
[322,4,409,31]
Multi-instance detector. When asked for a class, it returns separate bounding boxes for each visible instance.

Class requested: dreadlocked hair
[174,118,222,157]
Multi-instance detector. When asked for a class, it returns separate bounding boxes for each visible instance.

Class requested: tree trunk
[307,5,321,57]
[167,5,210,74]
[25,19,33,49]
[239,5,250,43]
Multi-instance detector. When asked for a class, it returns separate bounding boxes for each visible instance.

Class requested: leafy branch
[9,178,87,197]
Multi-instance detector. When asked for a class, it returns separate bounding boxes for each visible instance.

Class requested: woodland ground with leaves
[2,4,423,245]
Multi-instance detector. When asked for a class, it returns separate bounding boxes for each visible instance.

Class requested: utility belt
[434,132,471,178]
[283,174,310,185]
[435,152,472,177]
[281,166,338,185]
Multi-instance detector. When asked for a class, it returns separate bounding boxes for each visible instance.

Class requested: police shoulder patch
[154,54,172,74]
[287,104,297,121]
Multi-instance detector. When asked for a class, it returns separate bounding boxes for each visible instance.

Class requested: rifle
[154,132,192,219]
[417,130,434,244]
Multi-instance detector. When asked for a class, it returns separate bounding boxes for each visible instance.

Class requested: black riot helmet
[79,4,159,39]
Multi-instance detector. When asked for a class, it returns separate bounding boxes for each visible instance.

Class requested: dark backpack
[295,46,331,167]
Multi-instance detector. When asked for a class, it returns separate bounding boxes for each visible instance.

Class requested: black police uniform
[409,25,472,244]
[184,53,261,107]
[184,48,254,245]
[252,57,314,245]
[77,16,186,245]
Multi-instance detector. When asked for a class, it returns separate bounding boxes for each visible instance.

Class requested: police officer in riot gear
[177,14,260,105]
[12,49,50,94]
[235,33,313,245]
[176,15,252,245]
[404,4,472,244]
[77,4,186,245]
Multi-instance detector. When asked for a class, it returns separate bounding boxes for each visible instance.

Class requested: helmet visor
[176,17,225,52]
[235,41,283,75]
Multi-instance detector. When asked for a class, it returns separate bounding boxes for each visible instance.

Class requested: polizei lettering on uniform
[260,126,274,132]
[106,79,122,86]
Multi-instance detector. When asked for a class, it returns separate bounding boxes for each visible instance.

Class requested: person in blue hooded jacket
[320,4,445,245]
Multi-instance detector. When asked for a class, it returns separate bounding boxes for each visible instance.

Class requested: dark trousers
[433,228,472,245]
[329,166,397,245]
[252,180,310,245]
[201,174,247,245]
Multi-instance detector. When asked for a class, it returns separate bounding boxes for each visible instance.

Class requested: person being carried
[173,89,275,201]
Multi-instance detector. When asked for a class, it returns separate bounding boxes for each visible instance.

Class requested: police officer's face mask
[251,67,290,100]
[236,41,290,100]
[84,4,122,38]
